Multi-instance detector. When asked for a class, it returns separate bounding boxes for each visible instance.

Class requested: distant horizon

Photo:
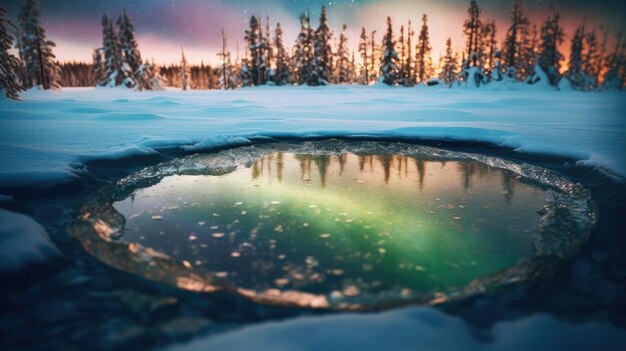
[4,0,625,66]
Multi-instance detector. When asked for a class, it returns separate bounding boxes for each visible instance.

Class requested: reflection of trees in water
[458,161,490,191]
[377,155,393,184]
[358,155,374,172]
[294,154,331,187]
[276,153,284,182]
[336,154,348,175]
[501,171,516,204]
[414,158,426,189]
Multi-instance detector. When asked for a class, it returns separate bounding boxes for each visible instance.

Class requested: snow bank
[167,307,626,351]
[182,135,251,152]
[0,209,60,271]
[0,86,624,189]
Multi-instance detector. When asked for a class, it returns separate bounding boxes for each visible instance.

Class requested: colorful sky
[4,0,625,65]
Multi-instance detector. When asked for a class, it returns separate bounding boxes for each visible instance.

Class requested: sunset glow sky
[3,0,625,65]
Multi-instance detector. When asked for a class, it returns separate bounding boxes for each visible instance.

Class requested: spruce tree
[397,24,407,86]
[91,48,105,86]
[463,0,482,69]
[218,29,236,89]
[293,13,313,85]
[135,60,163,91]
[0,5,23,99]
[415,14,432,83]
[335,24,351,84]
[567,25,585,90]
[481,20,497,78]
[534,10,565,86]
[602,31,625,90]
[369,30,378,82]
[18,0,60,89]
[179,46,189,90]
[403,20,415,86]
[583,29,599,89]
[244,16,267,86]
[440,38,458,87]
[311,5,333,86]
[358,27,369,85]
[272,22,291,86]
[380,17,399,85]
[101,15,130,87]
[502,0,529,79]
[117,9,142,84]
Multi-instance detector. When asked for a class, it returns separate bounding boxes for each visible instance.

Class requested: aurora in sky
[2,0,625,64]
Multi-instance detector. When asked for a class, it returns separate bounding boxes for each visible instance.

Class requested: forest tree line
[1,0,625,100]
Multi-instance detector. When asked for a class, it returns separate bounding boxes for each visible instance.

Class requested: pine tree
[380,16,399,85]
[293,13,313,85]
[369,30,379,82]
[335,24,351,84]
[602,31,625,90]
[583,29,600,89]
[0,5,23,99]
[179,46,189,90]
[403,20,415,86]
[358,27,369,84]
[135,60,163,91]
[271,22,291,86]
[244,16,268,86]
[18,0,60,89]
[218,29,236,89]
[397,24,407,85]
[101,14,132,87]
[567,25,585,90]
[415,14,432,83]
[533,10,565,86]
[502,0,529,79]
[440,38,458,87]
[116,9,142,85]
[310,5,333,86]
[463,0,482,69]
[91,48,105,86]
[481,20,497,78]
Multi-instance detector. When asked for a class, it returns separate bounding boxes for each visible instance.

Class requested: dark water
[1,140,623,350]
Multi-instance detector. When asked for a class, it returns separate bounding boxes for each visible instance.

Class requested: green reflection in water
[112,153,545,298]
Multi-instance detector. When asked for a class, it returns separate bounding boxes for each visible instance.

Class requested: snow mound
[0,209,60,271]
[167,307,626,351]
[182,135,252,152]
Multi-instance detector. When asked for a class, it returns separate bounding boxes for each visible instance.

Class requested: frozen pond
[73,141,596,309]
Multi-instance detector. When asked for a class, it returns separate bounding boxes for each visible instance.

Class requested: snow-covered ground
[0,85,624,191]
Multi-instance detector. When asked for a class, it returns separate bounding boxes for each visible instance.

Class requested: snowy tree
[218,29,236,89]
[117,9,142,84]
[520,24,539,81]
[101,15,132,87]
[502,0,529,79]
[583,29,600,89]
[602,31,625,90]
[135,60,163,91]
[463,0,482,69]
[334,24,351,84]
[271,22,291,86]
[379,16,399,85]
[440,38,458,87]
[91,47,105,86]
[310,5,333,86]
[415,14,432,83]
[179,46,190,90]
[358,27,369,85]
[397,24,408,86]
[18,0,60,89]
[481,20,497,78]
[293,13,313,85]
[531,10,565,86]
[403,20,415,86]
[369,30,379,83]
[0,5,23,99]
[243,15,268,86]
[566,25,586,90]
[264,16,273,81]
